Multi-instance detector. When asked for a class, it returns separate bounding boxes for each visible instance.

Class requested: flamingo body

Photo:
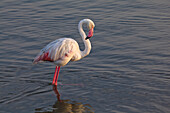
[33,38,81,66]
[33,19,95,85]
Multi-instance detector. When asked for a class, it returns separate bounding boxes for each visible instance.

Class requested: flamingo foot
[55,82,58,86]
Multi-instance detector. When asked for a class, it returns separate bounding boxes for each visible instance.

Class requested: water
[0,0,170,113]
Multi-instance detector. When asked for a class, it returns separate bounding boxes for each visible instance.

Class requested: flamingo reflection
[52,86,94,113]
[53,85,61,102]
[35,86,94,113]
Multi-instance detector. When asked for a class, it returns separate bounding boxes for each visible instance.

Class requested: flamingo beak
[86,27,94,40]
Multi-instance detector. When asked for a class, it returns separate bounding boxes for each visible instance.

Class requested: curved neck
[78,20,91,58]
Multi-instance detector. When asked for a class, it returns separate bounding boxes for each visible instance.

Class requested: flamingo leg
[52,66,58,85]
[55,66,60,85]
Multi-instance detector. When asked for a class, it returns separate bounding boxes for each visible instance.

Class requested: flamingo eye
[87,23,91,30]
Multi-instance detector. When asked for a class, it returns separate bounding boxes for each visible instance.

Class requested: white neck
[78,20,91,58]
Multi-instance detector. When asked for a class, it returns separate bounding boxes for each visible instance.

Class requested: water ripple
[0,0,170,112]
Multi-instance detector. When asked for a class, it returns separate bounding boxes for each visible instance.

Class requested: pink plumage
[33,38,79,65]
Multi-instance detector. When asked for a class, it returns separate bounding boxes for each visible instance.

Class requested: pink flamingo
[33,19,95,85]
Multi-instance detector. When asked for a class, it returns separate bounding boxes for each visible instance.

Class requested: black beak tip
[85,36,91,40]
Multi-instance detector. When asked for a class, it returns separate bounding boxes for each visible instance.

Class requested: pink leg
[52,66,58,85]
[55,66,60,86]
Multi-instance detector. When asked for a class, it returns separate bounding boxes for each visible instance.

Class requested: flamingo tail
[33,52,53,64]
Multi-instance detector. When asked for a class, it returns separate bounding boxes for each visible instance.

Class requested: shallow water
[0,0,170,113]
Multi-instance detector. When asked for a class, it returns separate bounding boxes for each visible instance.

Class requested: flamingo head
[85,19,95,40]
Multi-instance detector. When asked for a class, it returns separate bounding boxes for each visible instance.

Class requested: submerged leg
[55,66,60,85]
[52,66,58,85]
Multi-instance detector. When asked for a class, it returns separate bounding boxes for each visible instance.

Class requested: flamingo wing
[33,38,79,65]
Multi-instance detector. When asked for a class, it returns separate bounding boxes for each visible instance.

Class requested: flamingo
[33,19,95,85]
